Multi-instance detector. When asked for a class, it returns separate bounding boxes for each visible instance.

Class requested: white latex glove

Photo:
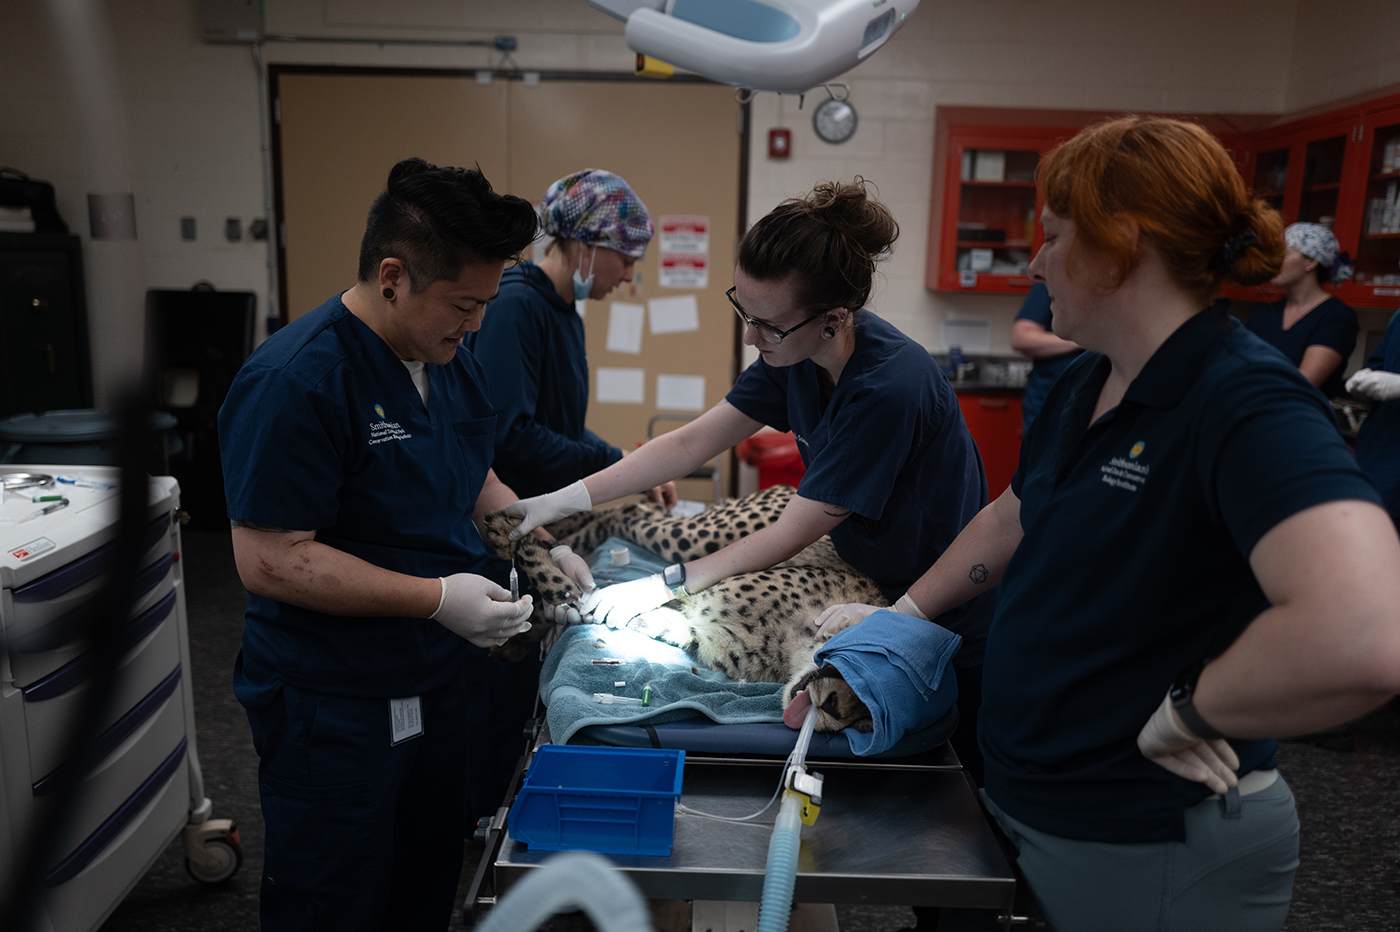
[1345,368,1400,401]
[577,574,673,628]
[431,574,533,649]
[814,602,882,636]
[893,593,930,621]
[542,545,596,626]
[1136,692,1240,795]
[502,480,592,540]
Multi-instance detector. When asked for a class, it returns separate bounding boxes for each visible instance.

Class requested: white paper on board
[656,374,706,412]
[648,295,700,334]
[606,302,645,354]
[596,367,645,404]
[943,310,993,353]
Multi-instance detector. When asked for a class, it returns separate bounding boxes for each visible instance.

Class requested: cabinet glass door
[955,149,1039,281]
[1357,121,1400,286]
[1253,148,1288,211]
[1298,135,1346,226]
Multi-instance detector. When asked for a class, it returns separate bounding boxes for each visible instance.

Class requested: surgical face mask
[572,245,598,303]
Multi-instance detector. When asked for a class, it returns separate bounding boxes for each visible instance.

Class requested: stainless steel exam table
[465,717,1035,929]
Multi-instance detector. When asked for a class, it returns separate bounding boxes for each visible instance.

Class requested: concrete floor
[94,528,1400,931]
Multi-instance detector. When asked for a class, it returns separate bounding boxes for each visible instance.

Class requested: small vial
[610,547,630,567]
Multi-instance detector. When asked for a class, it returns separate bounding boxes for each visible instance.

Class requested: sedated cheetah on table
[481,485,888,733]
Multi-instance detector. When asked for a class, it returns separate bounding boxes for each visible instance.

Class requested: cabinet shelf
[1363,232,1400,240]
[1304,181,1341,192]
[956,240,1032,249]
[1371,171,1400,182]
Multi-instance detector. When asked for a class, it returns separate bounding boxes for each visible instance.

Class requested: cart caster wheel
[185,830,243,884]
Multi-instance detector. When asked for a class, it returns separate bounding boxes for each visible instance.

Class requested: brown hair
[1037,116,1283,297]
[738,178,898,311]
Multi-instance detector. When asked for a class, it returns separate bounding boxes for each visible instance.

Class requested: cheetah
[481,486,888,733]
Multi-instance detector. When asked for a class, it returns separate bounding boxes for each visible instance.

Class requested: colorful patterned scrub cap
[540,169,654,258]
[1284,222,1339,267]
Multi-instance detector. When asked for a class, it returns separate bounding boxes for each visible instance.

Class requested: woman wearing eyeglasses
[507,179,994,775]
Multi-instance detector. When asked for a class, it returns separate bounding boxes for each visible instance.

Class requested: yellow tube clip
[635,54,674,78]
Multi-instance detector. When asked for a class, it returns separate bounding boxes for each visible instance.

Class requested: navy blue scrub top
[465,262,622,498]
[1355,311,1400,521]
[726,309,994,666]
[1244,295,1358,398]
[984,303,1380,843]
[1015,283,1083,429]
[220,295,500,702]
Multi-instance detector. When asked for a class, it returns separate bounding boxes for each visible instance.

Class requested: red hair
[1037,116,1283,296]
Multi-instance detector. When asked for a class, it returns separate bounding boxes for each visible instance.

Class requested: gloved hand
[1345,368,1400,401]
[502,480,592,540]
[893,592,930,621]
[542,545,596,626]
[577,574,674,628]
[1136,692,1240,795]
[814,602,881,635]
[431,574,533,649]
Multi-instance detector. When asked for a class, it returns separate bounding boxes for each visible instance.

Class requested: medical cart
[0,466,240,932]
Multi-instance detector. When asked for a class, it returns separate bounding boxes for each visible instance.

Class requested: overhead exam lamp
[586,0,920,95]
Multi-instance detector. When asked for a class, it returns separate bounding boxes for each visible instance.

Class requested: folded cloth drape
[813,609,962,756]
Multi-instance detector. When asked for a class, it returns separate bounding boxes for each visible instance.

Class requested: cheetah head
[782,663,873,734]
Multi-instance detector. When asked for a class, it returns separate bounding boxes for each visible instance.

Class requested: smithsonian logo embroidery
[374,404,385,418]
[1101,441,1150,492]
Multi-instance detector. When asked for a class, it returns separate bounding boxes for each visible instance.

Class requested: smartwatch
[662,562,689,598]
[1170,659,1223,740]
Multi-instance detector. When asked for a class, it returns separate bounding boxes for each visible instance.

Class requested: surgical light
[587,0,920,95]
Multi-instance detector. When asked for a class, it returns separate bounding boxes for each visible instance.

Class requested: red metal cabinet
[957,391,1023,497]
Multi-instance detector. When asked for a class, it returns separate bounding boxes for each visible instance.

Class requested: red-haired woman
[830,117,1400,930]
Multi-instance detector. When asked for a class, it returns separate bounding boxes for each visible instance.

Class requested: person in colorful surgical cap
[468,169,675,506]
[465,169,673,812]
[1245,222,1358,398]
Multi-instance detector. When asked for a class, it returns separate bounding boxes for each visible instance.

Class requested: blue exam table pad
[537,537,960,758]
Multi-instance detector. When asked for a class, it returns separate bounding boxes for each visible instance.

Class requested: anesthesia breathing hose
[757,702,822,932]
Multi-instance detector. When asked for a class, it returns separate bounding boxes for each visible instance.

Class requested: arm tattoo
[968,563,989,585]
[230,519,292,532]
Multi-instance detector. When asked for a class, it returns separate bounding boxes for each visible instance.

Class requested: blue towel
[813,610,962,756]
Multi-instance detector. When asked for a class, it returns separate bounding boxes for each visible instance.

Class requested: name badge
[389,696,424,746]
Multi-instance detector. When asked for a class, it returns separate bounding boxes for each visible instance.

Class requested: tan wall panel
[508,81,741,496]
[278,74,511,319]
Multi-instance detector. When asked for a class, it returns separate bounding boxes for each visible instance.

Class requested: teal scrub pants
[983,776,1300,932]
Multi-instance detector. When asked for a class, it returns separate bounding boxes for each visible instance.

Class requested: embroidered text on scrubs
[369,419,412,445]
[1099,456,1150,492]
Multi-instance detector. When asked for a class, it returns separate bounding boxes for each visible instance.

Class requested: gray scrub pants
[983,776,1299,932]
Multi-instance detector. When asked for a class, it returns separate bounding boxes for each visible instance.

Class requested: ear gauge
[823,326,837,338]
[382,287,395,300]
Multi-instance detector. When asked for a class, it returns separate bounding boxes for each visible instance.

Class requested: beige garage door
[274,69,745,500]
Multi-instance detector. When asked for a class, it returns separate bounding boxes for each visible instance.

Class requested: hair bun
[1223,199,1284,288]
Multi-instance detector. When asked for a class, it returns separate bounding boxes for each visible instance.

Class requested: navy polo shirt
[726,309,995,666]
[220,295,500,702]
[982,303,1380,843]
[465,262,622,498]
[1355,312,1400,521]
[1245,295,1358,398]
[1015,283,1083,428]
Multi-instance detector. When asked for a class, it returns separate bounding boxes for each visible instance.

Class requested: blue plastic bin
[508,745,685,856]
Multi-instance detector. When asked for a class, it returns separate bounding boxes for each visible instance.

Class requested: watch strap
[1170,660,1224,740]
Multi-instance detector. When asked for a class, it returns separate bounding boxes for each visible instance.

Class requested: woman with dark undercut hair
[219,158,574,931]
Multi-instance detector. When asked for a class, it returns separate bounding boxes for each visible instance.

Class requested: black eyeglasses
[726,287,827,345]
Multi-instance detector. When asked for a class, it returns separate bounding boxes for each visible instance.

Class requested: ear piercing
[823,326,836,337]
[382,287,395,300]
